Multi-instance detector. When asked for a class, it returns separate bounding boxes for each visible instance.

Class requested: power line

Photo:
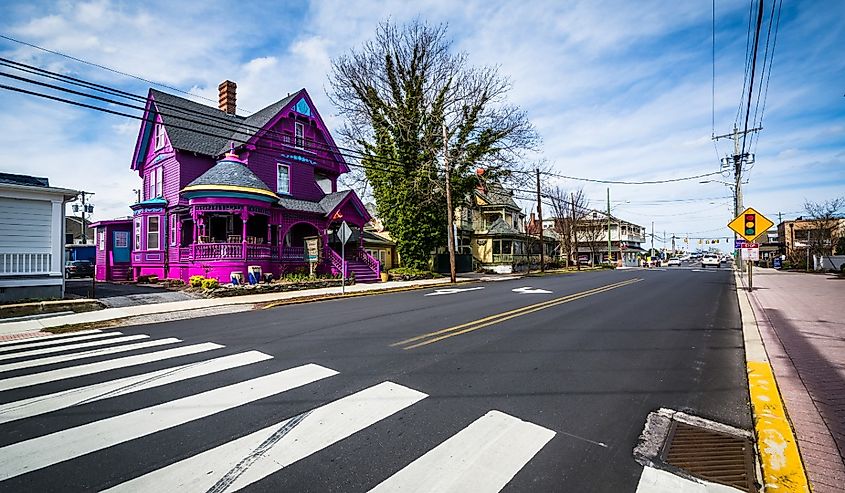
[0,33,248,113]
[1,56,723,187]
[740,0,766,159]
[751,0,783,155]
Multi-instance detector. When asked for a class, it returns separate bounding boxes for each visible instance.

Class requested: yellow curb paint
[746,361,810,492]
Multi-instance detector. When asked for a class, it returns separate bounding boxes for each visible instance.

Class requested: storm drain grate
[661,421,757,492]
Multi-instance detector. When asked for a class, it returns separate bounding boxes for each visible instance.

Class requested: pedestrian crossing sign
[728,207,774,242]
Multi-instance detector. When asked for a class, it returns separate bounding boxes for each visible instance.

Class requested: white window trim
[294,122,304,149]
[169,214,178,247]
[146,216,160,251]
[155,167,163,198]
[154,122,165,150]
[134,218,142,250]
[276,163,290,195]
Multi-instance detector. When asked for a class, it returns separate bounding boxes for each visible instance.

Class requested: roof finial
[225,142,238,159]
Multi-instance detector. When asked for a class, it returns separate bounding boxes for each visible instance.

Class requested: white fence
[816,255,845,272]
[0,253,53,276]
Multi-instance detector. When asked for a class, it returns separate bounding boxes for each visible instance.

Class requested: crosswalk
[0,329,556,492]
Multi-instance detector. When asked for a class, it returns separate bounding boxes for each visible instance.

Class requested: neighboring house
[93,81,377,284]
[362,203,397,271]
[467,181,529,273]
[543,213,647,267]
[0,172,78,302]
[65,215,95,244]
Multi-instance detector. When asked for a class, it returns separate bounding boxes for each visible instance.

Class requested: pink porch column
[241,207,249,260]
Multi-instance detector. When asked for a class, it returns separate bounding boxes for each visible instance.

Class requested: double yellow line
[392,277,643,350]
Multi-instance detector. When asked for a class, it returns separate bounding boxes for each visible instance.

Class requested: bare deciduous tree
[803,197,845,256]
[545,186,588,268]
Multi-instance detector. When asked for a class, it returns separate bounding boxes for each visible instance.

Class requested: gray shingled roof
[485,217,521,235]
[150,89,299,157]
[476,181,519,209]
[186,158,272,192]
[276,190,352,216]
[0,172,49,187]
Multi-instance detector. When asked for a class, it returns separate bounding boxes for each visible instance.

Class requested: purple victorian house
[92,81,379,283]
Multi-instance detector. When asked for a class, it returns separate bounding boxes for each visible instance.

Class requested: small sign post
[728,208,773,291]
[338,221,352,294]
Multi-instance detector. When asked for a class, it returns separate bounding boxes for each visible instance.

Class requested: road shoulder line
[734,270,810,492]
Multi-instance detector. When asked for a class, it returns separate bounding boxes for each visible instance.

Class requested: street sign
[740,242,759,249]
[734,239,744,249]
[728,207,774,242]
[338,221,352,245]
[741,247,760,261]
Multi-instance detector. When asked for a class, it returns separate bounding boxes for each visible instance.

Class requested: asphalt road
[0,265,750,492]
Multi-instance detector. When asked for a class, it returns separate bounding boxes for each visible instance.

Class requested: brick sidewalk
[745,269,845,492]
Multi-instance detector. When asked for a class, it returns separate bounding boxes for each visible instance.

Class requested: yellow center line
[394,278,643,350]
[390,278,640,347]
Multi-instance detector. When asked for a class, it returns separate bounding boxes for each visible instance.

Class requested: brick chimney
[218,80,237,115]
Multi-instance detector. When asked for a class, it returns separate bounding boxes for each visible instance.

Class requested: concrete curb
[0,277,463,336]
[734,270,810,492]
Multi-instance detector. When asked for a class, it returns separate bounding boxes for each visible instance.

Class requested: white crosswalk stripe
[0,342,223,392]
[0,350,273,424]
[0,334,555,491]
[0,333,145,361]
[0,330,103,347]
[0,331,122,353]
[103,381,427,492]
[369,410,555,493]
[0,364,338,481]
[0,337,180,373]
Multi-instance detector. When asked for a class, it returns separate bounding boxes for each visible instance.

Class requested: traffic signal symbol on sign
[728,207,774,242]
[745,214,756,235]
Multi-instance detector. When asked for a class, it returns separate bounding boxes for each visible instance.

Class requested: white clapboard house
[0,172,79,302]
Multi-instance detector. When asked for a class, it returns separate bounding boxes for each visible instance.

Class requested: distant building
[778,218,845,255]
[542,213,647,267]
[0,172,78,302]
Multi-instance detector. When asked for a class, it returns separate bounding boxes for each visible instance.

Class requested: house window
[169,214,178,247]
[154,122,165,150]
[294,122,304,148]
[98,231,105,250]
[147,216,160,250]
[277,164,290,195]
[155,167,163,197]
[134,218,142,250]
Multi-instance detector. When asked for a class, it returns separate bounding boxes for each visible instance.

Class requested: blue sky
[0,0,843,252]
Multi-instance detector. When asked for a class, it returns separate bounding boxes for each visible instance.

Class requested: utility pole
[651,221,655,254]
[443,124,456,283]
[777,211,783,224]
[536,169,544,273]
[572,192,580,271]
[606,188,611,265]
[671,234,676,254]
[76,191,95,244]
[713,124,761,267]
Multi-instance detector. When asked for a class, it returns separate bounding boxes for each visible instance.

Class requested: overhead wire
[0,33,251,113]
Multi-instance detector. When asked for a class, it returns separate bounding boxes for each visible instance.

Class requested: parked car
[667,257,681,267]
[65,260,94,278]
[701,254,722,268]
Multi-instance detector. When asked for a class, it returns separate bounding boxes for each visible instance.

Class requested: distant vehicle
[578,255,591,265]
[667,257,681,267]
[701,254,721,268]
[65,260,94,278]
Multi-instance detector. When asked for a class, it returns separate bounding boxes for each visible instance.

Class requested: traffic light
[744,213,756,236]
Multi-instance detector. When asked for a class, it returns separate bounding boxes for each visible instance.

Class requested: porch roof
[182,153,277,201]
[277,190,366,219]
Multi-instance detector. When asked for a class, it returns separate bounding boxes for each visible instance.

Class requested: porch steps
[345,260,380,283]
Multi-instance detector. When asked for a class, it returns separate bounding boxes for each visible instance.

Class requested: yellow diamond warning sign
[728,207,774,242]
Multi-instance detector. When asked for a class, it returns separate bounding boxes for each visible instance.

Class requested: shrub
[201,278,219,290]
[387,267,440,281]
[189,275,205,288]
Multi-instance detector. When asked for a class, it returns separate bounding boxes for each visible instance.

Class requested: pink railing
[360,249,381,279]
[246,244,272,259]
[277,246,306,262]
[327,247,347,278]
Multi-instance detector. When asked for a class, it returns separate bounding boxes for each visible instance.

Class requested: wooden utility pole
[571,192,580,271]
[536,168,544,273]
[606,188,611,265]
[443,124,456,283]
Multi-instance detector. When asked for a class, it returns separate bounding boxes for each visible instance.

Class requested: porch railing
[0,252,53,276]
[246,244,272,259]
[327,247,347,278]
[277,246,305,262]
[359,249,381,278]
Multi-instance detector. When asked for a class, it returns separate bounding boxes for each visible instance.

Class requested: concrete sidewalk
[744,269,845,493]
[0,277,457,337]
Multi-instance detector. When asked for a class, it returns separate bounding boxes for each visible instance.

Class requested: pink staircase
[345,258,380,283]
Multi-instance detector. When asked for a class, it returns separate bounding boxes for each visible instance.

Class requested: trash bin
[230,271,243,285]
[247,265,262,285]
[263,273,274,283]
